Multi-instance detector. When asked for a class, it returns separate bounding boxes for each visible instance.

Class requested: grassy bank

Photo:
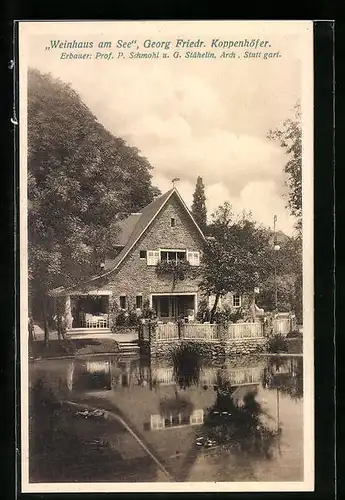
[29,338,120,359]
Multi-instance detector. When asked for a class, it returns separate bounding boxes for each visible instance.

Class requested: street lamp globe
[274,244,280,251]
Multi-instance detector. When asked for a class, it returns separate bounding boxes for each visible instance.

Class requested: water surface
[29,352,303,483]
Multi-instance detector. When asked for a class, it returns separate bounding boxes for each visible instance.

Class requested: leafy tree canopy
[200,203,274,313]
[28,68,160,295]
[191,176,207,233]
[267,102,302,231]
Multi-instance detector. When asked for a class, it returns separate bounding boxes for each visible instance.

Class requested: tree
[28,69,160,340]
[267,102,302,232]
[191,176,207,233]
[257,231,303,319]
[200,203,274,322]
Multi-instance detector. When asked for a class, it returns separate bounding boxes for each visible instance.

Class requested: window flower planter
[155,260,191,281]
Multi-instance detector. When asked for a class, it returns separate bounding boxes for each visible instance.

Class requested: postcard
[18,20,314,493]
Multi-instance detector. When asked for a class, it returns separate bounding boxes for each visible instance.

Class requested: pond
[28,351,303,483]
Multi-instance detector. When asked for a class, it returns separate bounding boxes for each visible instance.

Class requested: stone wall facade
[96,194,206,310]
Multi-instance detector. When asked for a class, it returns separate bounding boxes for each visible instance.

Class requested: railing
[273,318,291,336]
[226,367,262,385]
[183,323,219,340]
[150,366,263,386]
[226,322,263,339]
[141,320,264,342]
[156,323,179,340]
[154,367,175,384]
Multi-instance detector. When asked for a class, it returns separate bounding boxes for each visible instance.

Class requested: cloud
[27,32,299,236]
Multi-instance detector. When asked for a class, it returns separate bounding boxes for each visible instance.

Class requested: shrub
[216,304,245,324]
[115,310,127,327]
[127,309,140,327]
[170,343,203,389]
[141,299,157,319]
[267,334,288,353]
[196,298,211,322]
[286,329,302,338]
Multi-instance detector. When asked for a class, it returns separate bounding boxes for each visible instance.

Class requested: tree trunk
[249,294,256,322]
[28,320,35,345]
[210,293,220,323]
[42,297,49,346]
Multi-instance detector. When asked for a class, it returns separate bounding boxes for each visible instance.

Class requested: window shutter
[187,251,200,266]
[147,250,159,265]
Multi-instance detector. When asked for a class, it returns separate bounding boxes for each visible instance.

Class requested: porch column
[194,294,198,317]
[65,295,73,329]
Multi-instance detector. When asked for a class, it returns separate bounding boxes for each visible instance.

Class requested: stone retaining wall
[142,336,267,358]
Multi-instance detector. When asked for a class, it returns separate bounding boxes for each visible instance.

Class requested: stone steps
[118,341,140,354]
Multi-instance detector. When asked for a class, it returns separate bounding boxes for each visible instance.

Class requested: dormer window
[170,218,176,227]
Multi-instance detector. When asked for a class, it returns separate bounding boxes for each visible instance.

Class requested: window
[147,250,160,265]
[189,409,204,425]
[119,295,127,309]
[150,414,165,430]
[160,297,170,317]
[140,250,146,259]
[170,218,176,227]
[160,250,186,264]
[233,294,241,308]
[136,295,143,309]
[187,251,200,266]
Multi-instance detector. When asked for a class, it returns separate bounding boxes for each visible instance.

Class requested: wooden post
[42,296,49,346]
[249,293,257,322]
[65,295,73,329]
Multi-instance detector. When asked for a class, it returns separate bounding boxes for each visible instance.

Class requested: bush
[267,334,288,353]
[141,300,157,319]
[115,310,127,327]
[216,305,245,324]
[113,308,140,329]
[127,309,140,327]
[286,329,302,338]
[196,298,211,322]
[170,343,203,389]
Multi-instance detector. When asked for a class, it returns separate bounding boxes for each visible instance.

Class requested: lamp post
[273,215,280,311]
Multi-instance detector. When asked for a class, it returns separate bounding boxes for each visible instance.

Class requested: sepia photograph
[19,20,314,493]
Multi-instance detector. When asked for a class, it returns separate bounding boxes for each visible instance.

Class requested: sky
[22,22,309,236]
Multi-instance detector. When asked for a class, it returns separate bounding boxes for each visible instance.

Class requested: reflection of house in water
[262,356,303,399]
[65,355,267,481]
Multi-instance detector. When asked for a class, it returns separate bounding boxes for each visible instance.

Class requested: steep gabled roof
[94,188,206,281]
[115,213,142,247]
[50,188,206,294]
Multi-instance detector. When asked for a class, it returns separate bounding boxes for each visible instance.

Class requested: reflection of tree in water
[198,376,279,460]
[171,344,202,389]
[29,377,125,482]
[262,356,303,400]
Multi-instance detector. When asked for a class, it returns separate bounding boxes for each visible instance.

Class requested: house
[63,355,267,481]
[50,187,251,332]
